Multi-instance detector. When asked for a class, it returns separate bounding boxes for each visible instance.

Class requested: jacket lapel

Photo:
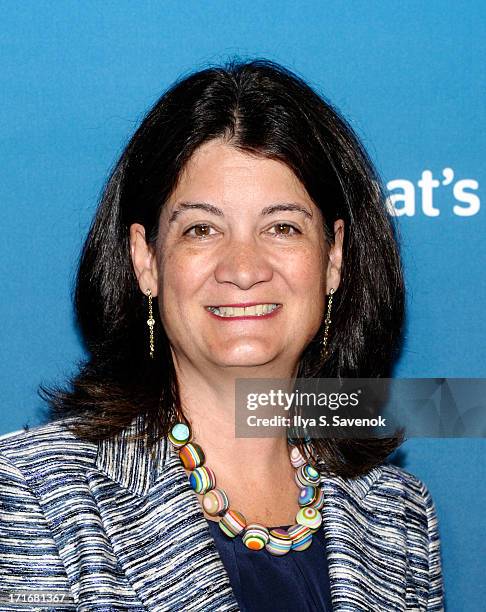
[86,415,239,611]
[321,468,409,611]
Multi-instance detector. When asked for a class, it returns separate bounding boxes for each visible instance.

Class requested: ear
[129,223,159,297]
[325,219,344,293]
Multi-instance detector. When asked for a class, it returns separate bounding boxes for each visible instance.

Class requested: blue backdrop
[1,2,484,608]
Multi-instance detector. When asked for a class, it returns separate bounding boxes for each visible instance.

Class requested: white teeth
[207,304,279,317]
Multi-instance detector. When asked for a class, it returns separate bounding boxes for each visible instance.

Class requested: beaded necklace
[168,422,323,556]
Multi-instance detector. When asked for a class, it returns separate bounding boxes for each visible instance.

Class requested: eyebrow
[168,201,313,223]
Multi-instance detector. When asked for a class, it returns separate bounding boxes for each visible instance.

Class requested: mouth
[205,303,282,318]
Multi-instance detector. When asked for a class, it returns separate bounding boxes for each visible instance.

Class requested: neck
[172,354,298,473]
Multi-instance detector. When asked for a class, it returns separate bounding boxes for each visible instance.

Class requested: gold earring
[320,288,335,359]
[146,288,155,359]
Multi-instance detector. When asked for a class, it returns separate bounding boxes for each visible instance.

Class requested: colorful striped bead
[289,446,307,468]
[189,466,216,494]
[219,509,247,538]
[168,423,191,448]
[296,506,322,532]
[202,488,229,516]
[265,528,293,556]
[312,487,325,511]
[179,443,205,470]
[295,464,320,487]
[298,485,320,507]
[288,523,313,551]
[242,524,270,550]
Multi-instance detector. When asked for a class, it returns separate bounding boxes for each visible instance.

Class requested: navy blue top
[207,520,333,611]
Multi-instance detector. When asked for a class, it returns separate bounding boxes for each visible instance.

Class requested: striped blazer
[0,416,443,611]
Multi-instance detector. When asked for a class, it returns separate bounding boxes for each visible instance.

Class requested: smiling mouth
[205,304,281,318]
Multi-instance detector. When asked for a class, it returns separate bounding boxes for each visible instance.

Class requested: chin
[213,355,276,368]
[209,344,279,368]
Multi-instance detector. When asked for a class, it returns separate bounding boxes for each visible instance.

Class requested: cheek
[158,252,208,312]
[284,252,326,333]
[285,248,326,291]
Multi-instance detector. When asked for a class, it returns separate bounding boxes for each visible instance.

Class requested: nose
[214,237,273,289]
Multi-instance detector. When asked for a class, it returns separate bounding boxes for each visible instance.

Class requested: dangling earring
[320,288,335,359]
[146,288,155,359]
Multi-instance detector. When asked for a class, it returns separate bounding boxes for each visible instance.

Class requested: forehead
[168,139,312,207]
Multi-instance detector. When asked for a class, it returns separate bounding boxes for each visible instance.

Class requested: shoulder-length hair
[42,58,404,478]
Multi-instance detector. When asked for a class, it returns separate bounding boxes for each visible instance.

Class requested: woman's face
[131,139,343,373]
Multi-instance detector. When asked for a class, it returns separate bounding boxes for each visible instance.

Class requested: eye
[183,224,217,239]
[267,223,301,237]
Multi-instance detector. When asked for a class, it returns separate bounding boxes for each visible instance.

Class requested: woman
[0,59,443,611]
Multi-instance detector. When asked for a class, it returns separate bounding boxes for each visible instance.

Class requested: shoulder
[0,418,98,476]
[358,463,438,519]
[0,418,98,524]
[374,463,437,511]
[352,463,441,559]
[357,463,441,552]
[374,463,433,497]
[329,462,439,530]
[328,462,434,504]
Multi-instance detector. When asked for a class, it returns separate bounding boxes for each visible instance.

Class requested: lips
[206,303,281,318]
[207,302,281,308]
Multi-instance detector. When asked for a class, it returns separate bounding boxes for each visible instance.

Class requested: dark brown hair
[41,58,404,477]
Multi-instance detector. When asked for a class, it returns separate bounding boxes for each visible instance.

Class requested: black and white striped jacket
[0,416,443,611]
